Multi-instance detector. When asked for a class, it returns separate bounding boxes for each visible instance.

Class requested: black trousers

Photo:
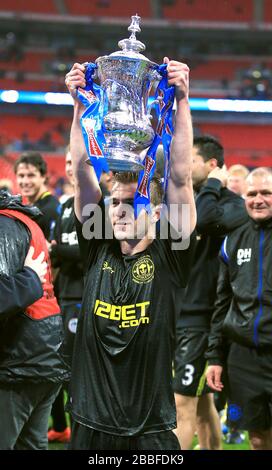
[0,381,61,449]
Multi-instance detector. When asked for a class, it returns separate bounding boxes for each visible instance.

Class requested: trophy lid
[109,14,151,61]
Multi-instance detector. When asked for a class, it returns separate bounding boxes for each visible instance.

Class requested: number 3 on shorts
[182,364,195,386]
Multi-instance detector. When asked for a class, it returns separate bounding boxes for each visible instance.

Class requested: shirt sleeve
[153,218,197,287]
[36,196,61,241]
[205,257,232,366]
[196,179,248,236]
[0,267,43,319]
[75,198,109,271]
[51,244,82,263]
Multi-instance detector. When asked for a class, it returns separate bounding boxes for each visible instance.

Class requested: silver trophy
[95,14,161,171]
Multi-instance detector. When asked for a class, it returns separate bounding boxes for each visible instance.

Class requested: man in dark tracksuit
[0,190,68,450]
[173,135,248,449]
[206,167,272,450]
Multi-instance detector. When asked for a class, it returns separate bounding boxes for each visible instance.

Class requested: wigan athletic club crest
[132,255,154,284]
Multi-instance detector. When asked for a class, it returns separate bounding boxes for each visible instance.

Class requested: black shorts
[173,327,212,396]
[227,342,272,431]
[69,422,180,450]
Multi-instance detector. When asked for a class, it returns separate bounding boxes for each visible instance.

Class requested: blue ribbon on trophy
[77,62,108,181]
[134,64,175,216]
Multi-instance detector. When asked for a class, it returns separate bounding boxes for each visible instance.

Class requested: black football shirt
[69,207,195,436]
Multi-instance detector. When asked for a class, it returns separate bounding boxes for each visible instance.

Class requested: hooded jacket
[0,191,68,383]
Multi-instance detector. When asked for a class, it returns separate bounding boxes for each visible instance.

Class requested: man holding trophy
[65,16,196,450]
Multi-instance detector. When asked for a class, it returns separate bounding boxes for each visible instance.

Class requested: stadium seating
[0,115,70,146]
[190,58,253,81]
[197,122,272,167]
[0,77,61,92]
[162,0,253,22]
[65,0,152,18]
[199,122,272,152]
[264,0,272,22]
[0,51,53,74]
[0,0,57,14]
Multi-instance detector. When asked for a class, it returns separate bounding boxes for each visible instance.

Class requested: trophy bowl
[95,15,161,171]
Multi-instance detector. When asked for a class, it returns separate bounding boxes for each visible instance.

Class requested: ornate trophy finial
[128,14,141,40]
[118,14,145,54]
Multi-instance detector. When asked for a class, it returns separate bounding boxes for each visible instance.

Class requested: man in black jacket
[206,167,272,450]
[173,135,248,449]
[0,190,68,449]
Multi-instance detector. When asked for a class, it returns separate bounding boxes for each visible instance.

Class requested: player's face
[15,163,46,202]
[108,182,150,240]
[245,175,272,222]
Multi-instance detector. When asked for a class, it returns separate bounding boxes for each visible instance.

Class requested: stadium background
[0,0,271,195]
[1,0,269,450]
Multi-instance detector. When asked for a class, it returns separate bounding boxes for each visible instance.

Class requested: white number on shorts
[182,364,195,386]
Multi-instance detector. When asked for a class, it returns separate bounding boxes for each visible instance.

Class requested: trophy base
[105,150,145,172]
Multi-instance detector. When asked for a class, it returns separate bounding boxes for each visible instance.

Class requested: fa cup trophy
[78,14,174,175]
[95,15,161,171]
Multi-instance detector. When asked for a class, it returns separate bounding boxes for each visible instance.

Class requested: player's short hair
[113,172,164,206]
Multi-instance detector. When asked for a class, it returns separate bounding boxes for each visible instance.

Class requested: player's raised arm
[165,58,196,236]
[66,63,102,222]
